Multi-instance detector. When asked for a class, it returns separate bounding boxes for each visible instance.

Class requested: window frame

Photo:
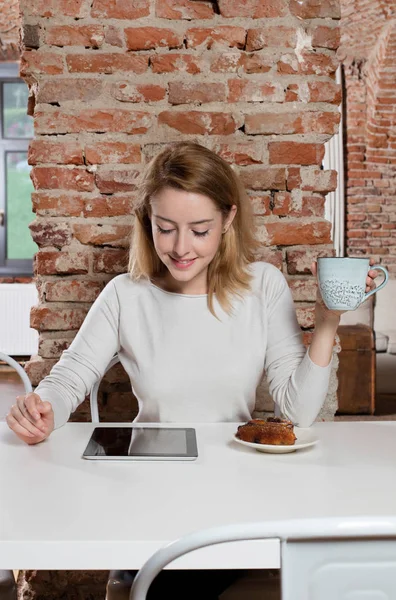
[0,63,34,277]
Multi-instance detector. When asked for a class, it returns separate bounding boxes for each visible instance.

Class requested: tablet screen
[82,427,198,460]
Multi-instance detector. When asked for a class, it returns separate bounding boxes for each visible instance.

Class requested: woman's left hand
[311,258,379,324]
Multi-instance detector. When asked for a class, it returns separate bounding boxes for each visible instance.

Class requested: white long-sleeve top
[35,261,332,429]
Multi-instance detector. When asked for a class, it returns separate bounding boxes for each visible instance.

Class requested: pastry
[236,417,296,446]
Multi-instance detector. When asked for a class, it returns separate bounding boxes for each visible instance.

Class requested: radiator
[0,283,39,356]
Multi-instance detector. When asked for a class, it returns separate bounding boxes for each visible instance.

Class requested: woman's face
[150,187,236,294]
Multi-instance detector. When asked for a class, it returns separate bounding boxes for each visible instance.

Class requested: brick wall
[340,1,396,272]
[20,0,341,424]
[0,0,21,61]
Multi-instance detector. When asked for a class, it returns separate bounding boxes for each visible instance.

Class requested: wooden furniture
[337,324,376,415]
[2,421,396,571]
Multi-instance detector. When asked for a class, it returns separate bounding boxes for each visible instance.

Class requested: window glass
[6,151,37,260]
[3,82,34,139]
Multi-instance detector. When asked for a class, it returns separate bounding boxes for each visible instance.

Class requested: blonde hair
[128,141,258,316]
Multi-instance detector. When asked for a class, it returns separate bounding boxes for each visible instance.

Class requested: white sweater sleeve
[35,278,121,429]
[263,267,332,427]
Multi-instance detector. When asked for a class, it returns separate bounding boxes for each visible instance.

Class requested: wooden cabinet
[337,325,376,415]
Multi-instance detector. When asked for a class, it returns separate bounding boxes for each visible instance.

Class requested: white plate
[233,427,318,454]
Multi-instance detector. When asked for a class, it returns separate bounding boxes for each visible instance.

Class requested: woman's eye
[193,230,209,237]
[157,226,173,235]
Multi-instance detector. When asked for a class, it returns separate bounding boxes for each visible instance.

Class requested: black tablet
[82,426,198,461]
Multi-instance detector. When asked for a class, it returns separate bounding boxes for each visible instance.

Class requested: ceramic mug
[317,257,389,311]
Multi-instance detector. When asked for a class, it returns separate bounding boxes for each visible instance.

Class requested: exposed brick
[217,0,288,18]
[95,168,140,193]
[269,142,325,165]
[93,249,129,273]
[228,79,284,103]
[83,195,134,218]
[22,24,40,49]
[37,79,103,103]
[249,193,271,215]
[289,278,318,302]
[91,0,150,19]
[66,54,148,74]
[112,81,166,103]
[264,220,332,245]
[309,25,341,50]
[20,50,63,76]
[25,357,57,387]
[213,141,263,165]
[105,26,123,48]
[24,0,88,18]
[85,142,141,164]
[32,192,85,217]
[307,81,342,105]
[299,167,338,192]
[239,168,287,190]
[35,109,153,135]
[169,82,227,104]
[158,111,240,135]
[155,0,215,20]
[252,247,283,268]
[34,251,89,275]
[73,224,132,247]
[29,220,72,248]
[246,27,296,51]
[45,25,105,47]
[125,27,183,51]
[277,52,339,76]
[286,248,335,274]
[44,280,103,302]
[186,27,246,49]
[289,0,341,19]
[296,305,316,329]
[245,111,340,135]
[151,53,203,74]
[39,335,74,358]
[28,140,84,165]
[30,166,95,191]
[31,305,89,331]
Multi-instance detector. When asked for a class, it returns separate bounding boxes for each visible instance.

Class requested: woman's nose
[173,231,191,257]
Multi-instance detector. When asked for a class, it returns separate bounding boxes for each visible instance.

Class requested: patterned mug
[317,257,389,311]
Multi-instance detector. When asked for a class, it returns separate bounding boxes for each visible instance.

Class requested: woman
[6,141,377,599]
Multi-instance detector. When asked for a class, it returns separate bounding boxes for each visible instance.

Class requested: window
[0,63,37,276]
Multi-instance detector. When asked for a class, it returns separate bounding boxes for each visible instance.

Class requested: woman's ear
[223,205,237,233]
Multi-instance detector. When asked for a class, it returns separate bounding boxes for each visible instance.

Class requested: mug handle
[362,265,389,302]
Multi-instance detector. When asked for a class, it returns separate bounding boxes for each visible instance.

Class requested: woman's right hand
[6,393,54,445]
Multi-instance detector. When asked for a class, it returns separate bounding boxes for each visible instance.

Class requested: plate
[233,427,318,454]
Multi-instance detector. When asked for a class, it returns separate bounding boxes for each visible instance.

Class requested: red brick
[308,82,342,105]
[277,52,338,76]
[169,82,227,104]
[95,168,140,193]
[111,82,166,103]
[186,27,246,49]
[299,167,338,192]
[286,248,334,274]
[245,111,340,135]
[155,0,215,19]
[83,195,134,218]
[37,79,103,103]
[249,193,271,215]
[290,0,341,19]
[210,52,245,73]
[246,27,296,51]
[25,357,57,386]
[150,54,203,74]
[66,54,148,74]
[85,142,141,165]
[93,249,129,273]
[44,280,103,302]
[239,168,287,190]
[289,278,318,302]
[28,140,83,165]
[125,27,183,51]
[31,305,89,331]
[241,53,273,74]
[309,25,340,50]
[39,336,73,359]
[296,306,316,329]
[30,166,95,191]
[45,25,105,47]
[73,224,132,247]
[91,0,150,19]
[25,0,88,17]
[217,0,288,18]
[35,109,153,135]
[158,111,240,135]
[214,141,263,165]
[32,192,85,217]
[286,167,302,190]
[228,79,284,103]
[29,220,72,249]
[269,142,325,166]
[34,251,89,275]
[20,51,63,76]
[105,26,123,47]
[264,220,331,245]
[252,248,283,269]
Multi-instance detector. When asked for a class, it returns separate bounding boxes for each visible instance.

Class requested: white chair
[130,516,396,600]
[89,355,120,423]
[0,352,32,395]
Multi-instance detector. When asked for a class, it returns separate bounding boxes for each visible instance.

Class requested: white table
[1,421,396,571]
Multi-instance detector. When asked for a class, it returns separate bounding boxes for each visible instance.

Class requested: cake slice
[236,417,296,446]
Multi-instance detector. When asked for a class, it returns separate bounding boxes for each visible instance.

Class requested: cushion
[374,277,396,333]
[375,331,389,352]
[387,330,396,355]
[340,296,374,327]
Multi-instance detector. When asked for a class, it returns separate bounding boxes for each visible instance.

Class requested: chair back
[130,516,396,600]
[0,352,32,395]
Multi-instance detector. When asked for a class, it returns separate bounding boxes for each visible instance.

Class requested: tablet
[82,426,198,461]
